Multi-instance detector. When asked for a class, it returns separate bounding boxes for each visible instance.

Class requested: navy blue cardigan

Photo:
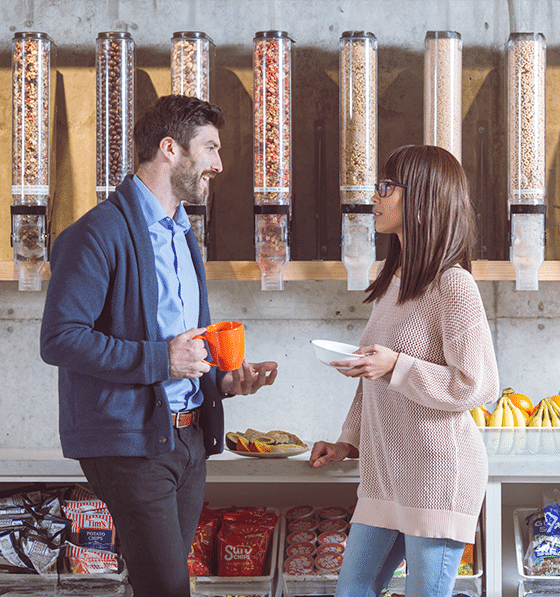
[40,175,226,459]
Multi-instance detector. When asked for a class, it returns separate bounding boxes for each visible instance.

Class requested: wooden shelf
[2,260,560,283]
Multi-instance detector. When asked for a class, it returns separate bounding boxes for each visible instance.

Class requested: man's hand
[168,328,211,379]
[309,441,357,468]
[220,360,278,396]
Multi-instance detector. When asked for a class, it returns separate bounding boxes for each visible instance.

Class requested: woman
[310,145,499,597]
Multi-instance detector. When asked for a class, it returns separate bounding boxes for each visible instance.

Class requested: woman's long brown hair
[364,145,476,304]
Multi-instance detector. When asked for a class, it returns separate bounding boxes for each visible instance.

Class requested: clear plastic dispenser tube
[96,31,135,204]
[171,31,213,100]
[171,31,214,261]
[339,31,378,291]
[253,31,293,291]
[11,32,55,291]
[424,31,462,162]
[507,32,546,291]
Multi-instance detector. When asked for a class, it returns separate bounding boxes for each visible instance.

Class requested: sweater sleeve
[388,271,499,412]
[338,379,363,448]
[40,210,170,386]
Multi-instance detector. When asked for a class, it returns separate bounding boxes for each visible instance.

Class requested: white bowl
[311,339,361,369]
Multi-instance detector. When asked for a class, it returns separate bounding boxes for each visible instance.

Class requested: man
[40,95,277,597]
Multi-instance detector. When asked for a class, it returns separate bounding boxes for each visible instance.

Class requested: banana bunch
[487,394,527,427]
[470,406,489,427]
[527,398,560,427]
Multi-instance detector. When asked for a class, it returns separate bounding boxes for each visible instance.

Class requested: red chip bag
[217,518,277,576]
[188,506,222,577]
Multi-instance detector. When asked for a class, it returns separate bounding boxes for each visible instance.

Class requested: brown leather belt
[171,408,200,428]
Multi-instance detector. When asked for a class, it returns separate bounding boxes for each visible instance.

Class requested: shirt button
[156,400,163,407]
[159,437,168,445]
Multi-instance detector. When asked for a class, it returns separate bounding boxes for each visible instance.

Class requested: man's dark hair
[134,95,225,164]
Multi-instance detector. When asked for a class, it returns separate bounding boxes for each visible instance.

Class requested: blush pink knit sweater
[338,268,499,543]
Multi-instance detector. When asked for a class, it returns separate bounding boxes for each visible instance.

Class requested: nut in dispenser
[11,31,56,291]
[507,32,546,291]
[339,31,378,291]
[253,31,293,291]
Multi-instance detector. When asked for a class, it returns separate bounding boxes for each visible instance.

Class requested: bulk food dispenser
[96,31,135,204]
[253,31,293,291]
[424,31,462,162]
[507,33,546,291]
[339,31,378,291]
[171,31,214,261]
[11,32,55,291]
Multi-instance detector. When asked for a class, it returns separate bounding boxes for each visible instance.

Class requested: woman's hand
[220,360,278,396]
[309,441,357,468]
[330,344,399,380]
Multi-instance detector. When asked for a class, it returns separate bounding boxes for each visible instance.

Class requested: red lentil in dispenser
[339,31,377,291]
[507,33,546,291]
[424,31,462,163]
[171,31,215,261]
[11,31,55,291]
[253,30,293,291]
[96,31,135,204]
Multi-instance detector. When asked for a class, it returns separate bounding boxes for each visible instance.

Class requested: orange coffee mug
[193,321,245,371]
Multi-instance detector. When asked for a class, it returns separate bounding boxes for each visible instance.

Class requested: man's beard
[170,160,210,205]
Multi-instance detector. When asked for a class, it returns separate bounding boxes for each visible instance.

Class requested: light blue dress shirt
[134,175,202,412]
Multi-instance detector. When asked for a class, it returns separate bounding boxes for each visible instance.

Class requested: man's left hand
[221,360,278,396]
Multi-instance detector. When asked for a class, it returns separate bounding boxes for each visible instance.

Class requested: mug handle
[192,333,218,368]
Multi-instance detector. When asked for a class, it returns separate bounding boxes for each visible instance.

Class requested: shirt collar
[133,174,191,232]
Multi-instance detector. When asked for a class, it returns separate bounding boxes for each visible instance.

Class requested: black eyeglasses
[374,181,407,198]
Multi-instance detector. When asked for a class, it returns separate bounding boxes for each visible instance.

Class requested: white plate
[228,442,311,459]
[312,339,361,370]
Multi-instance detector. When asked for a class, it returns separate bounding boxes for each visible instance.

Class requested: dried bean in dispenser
[96,31,135,203]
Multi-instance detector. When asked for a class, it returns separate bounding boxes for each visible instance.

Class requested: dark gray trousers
[79,423,206,597]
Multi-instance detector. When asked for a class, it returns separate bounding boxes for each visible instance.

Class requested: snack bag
[217,513,278,576]
[523,508,560,576]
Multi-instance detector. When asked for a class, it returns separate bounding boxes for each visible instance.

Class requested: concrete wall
[1,278,559,449]
[1,0,560,450]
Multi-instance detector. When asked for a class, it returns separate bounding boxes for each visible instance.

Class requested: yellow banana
[488,399,505,427]
[470,407,487,427]
[542,402,553,428]
[528,402,544,427]
[507,398,527,427]
[545,398,560,426]
[502,399,515,427]
[502,388,515,397]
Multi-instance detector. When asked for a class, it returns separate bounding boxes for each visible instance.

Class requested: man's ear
[159,136,178,162]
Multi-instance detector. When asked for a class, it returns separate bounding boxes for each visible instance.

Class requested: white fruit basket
[480,428,560,456]
[513,507,560,595]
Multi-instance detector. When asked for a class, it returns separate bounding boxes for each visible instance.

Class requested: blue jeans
[335,523,465,597]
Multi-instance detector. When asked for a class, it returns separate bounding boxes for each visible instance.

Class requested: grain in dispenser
[171,31,214,261]
[96,31,135,204]
[253,31,293,291]
[339,31,378,290]
[507,32,546,291]
[11,31,55,291]
[424,31,462,162]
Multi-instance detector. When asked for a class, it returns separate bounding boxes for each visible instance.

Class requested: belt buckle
[174,409,196,428]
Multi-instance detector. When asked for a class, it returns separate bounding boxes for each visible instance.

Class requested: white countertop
[1,431,560,483]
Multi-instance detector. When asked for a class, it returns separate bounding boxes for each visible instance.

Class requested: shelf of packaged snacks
[3,260,560,282]
[3,437,560,596]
